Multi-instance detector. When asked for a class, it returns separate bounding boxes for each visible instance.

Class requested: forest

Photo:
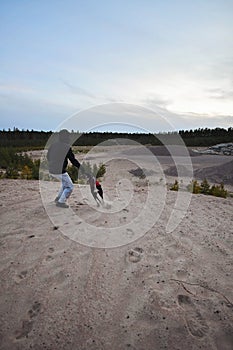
[0,126,233,148]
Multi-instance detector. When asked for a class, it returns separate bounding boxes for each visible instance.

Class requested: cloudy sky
[1,0,233,132]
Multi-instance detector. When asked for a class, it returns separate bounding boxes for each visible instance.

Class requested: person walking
[47,129,81,208]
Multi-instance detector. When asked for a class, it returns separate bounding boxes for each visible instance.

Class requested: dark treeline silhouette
[0,127,232,148]
[179,127,233,146]
[0,128,52,148]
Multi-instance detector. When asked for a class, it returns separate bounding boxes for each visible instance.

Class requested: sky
[0,0,233,132]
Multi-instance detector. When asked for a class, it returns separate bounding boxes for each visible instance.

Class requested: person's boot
[56,202,69,208]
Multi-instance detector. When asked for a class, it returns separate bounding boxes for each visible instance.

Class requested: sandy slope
[0,171,232,350]
[194,160,233,185]
[1,148,233,350]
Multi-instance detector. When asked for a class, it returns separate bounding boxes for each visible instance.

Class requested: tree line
[178,127,233,146]
[0,126,232,181]
[0,127,232,148]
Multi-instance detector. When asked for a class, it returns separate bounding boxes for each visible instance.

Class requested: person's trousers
[50,172,74,203]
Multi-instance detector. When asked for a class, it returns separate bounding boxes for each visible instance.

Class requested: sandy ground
[0,149,233,350]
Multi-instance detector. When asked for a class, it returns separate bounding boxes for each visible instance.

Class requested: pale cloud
[0,83,36,95]
[207,88,233,100]
[142,96,172,109]
[176,112,233,130]
[1,0,233,132]
[61,80,96,99]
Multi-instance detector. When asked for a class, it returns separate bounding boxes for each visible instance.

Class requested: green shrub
[31,159,40,180]
[67,165,79,182]
[21,165,33,179]
[187,180,201,194]
[170,179,179,191]
[80,161,92,176]
[5,167,19,179]
[209,183,228,198]
[186,179,228,198]
[96,163,106,178]
[200,178,210,194]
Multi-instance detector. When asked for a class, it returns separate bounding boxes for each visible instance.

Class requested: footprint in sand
[13,270,28,284]
[45,255,54,261]
[126,228,134,238]
[18,270,28,280]
[15,320,34,340]
[177,294,209,338]
[128,247,143,263]
[44,247,55,261]
[27,301,41,319]
[15,301,41,340]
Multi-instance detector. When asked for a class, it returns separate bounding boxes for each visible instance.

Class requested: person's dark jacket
[47,141,80,174]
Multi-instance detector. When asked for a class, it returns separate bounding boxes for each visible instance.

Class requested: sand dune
[194,159,233,185]
[0,162,232,350]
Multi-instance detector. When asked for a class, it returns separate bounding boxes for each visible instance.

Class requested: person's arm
[67,147,93,178]
[67,148,81,168]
